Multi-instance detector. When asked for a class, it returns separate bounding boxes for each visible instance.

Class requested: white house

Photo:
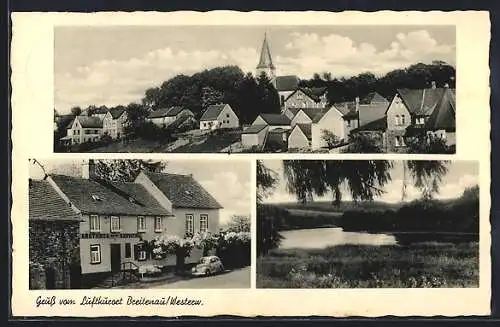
[241,124,269,148]
[311,106,346,150]
[288,124,311,150]
[103,108,128,139]
[147,107,194,127]
[66,116,103,144]
[199,104,239,130]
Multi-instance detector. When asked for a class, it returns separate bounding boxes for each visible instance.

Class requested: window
[203,122,206,127]
[401,115,406,125]
[90,245,101,264]
[416,117,425,125]
[347,120,351,128]
[297,92,303,100]
[185,214,194,234]
[110,216,120,232]
[137,216,146,232]
[138,250,147,261]
[394,115,400,126]
[154,217,162,232]
[395,136,406,147]
[226,113,230,118]
[200,214,208,233]
[90,215,100,232]
[125,243,131,258]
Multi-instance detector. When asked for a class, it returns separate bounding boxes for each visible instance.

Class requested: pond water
[279,227,397,249]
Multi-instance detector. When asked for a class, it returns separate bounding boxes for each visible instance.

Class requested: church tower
[256,33,276,84]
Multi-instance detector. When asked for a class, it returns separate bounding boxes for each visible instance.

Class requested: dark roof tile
[275,75,300,92]
[257,114,291,125]
[50,174,171,216]
[29,180,82,221]
[144,172,223,209]
[200,104,227,121]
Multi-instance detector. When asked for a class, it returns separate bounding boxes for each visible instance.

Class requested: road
[151,267,251,289]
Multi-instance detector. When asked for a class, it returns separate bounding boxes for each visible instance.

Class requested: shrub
[138,264,161,277]
[321,130,341,149]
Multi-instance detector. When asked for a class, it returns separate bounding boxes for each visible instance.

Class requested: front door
[110,244,121,272]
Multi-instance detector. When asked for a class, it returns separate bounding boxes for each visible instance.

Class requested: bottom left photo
[28,158,251,290]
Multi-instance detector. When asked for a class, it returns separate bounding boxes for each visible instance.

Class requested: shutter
[134,245,138,261]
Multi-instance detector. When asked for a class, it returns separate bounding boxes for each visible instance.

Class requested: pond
[279,227,397,249]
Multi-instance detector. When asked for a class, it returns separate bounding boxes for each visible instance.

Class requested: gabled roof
[264,129,288,151]
[75,116,103,128]
[109,107,126,119]
[298,108,323,120]
[395,88,447,116]
[294,123,312,140]
[93,107,109,115]
[425,88,456,131]
[50,174,171,216]
[143,172,223,209]
[148,107,170,119]
[285,87,324,103]
[285,107,302,118]
[256,34,275,70]
[29,179,82,221]
[312,106,334,124]
[351,117,387,133]
[242,124,268,134]
[358,102,390,126]
[257,113,291,126]
[360,92,389,104]
[275,75,300,92]
[200,104,227,121]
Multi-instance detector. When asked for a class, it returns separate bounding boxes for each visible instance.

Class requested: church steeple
[256,32,276,81]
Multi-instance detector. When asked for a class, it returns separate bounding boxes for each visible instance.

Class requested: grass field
[257,242,479,288]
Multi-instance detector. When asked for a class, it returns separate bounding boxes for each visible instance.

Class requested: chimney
[82,159,96,180]
[431,81,436,89]
[355,96,360,111]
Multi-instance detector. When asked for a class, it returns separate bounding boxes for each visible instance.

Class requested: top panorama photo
[54,25,456,154]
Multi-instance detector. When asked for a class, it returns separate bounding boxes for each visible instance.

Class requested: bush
[321,130,341,149]
[135,121,178,142]
[138,264,161,277]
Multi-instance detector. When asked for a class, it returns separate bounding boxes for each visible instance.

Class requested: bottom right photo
[256,159,480,288]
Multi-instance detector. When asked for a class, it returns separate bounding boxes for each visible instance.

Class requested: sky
[54,25,455,113]
[261,160,478,204]
[29,159,251,224]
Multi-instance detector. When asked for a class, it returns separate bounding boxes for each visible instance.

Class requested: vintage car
[191,256,225,276]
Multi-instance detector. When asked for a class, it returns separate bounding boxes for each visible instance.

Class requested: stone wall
[29,220,80,289]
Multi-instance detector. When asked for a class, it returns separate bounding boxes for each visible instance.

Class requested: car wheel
[205,269,211,276]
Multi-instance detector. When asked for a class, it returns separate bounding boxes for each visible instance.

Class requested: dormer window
[91,194,102,201]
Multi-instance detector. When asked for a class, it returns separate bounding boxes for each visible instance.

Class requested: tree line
[60,60,455,131]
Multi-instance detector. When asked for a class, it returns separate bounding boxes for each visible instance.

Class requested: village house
[65,116,103,144]
[252,113,292,131]
[87,106,110,121]
[275,75,300,106]
[103,107,128,139]
[350,83,456,152]
[288,123,312,150]
[310,106,348,150]
[199,103,239,130]
[241,124,269,149]
[36,160,223,287]
[424,86,456,147]
[146,106,194,128]
[29,179,83,289]
[282,87,328,111]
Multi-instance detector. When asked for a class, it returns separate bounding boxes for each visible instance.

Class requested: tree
[124,103,150,136]
[283,160,393,206]
[404,160,449,200]
[92,159,166,182]
[342,133,384,153]
[70,106,82,116]
[256,72,281,114]
[256,160,278,204]
[321,130,341,149]
[224,215,250,233]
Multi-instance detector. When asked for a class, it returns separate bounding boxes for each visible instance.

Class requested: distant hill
[274,200,403,213]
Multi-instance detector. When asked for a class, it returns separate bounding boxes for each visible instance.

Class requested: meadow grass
[256,242,479,288]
